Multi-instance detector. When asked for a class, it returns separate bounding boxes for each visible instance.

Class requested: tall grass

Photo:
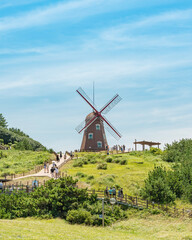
[0,149,54,176]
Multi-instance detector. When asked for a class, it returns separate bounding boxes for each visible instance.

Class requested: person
[55,166,59,179]
[112,187,116,198]
[56,155,60,162]
[44,162,47,173]
[32,180,38,188]
[60,151,62,158]
[50,166,55,178]
[105,186,109,197]
[46,162,49,173]
[109,187,113,198]
[118,189,121,198]
[0,181,3,190]
[120,188,124,199]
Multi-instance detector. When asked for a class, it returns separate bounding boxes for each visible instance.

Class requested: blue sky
[0,0,192,152]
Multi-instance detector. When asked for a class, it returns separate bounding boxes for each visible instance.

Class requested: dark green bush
[105,156,113,163]
[66,209,93,225]
[113,159,120,163]
[87,175,94,180]
[120,159,127,165]
[140,166,176,204]
[76,172,87,178]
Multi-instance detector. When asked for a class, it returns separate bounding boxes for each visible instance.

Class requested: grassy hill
[0,149,55,177]
[0,126,46,151]
[60,151,171,196]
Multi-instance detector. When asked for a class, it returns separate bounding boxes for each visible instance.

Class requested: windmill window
[96,124,100,130]
[88,133,93,139]
[97,141,102,148]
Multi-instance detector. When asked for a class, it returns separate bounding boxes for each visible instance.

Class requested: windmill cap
[85,112,96,122]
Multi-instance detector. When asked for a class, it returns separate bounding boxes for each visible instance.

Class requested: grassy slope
[60,152,170,195]
[0,150,55,177]
[0,215,191,240]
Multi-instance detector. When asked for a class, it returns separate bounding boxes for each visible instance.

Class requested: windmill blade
[76,87,98,112]
[100,94,122,115]
[75,114,98,134]
[101,115,122,140]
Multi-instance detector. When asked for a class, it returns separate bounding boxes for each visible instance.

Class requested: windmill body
[80,112,108,151]
[76,87,122,152]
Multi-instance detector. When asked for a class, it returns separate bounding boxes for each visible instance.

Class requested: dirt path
[13,154,71,180]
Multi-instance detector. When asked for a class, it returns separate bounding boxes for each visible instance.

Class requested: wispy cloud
[0,0,146,32]
[100,8,192,46]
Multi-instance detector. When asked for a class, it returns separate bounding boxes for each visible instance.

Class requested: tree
[140,166,176,204]
[0,114,8,128]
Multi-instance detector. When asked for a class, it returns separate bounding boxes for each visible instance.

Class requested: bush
[113,159,120,163]
[105,157,113,163]
[73,160,83,167]
[66,209,93,225]
[163,139,192,162]
[76,172,87,178]
[140,166,176,204]
[120,159,127,165]
[87,175,94,180]
[97,163,107,170]
[149,147,163,155]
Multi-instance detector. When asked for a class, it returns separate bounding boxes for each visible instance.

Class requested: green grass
[61,152,171,195]
[0,149,55,177]
[0,215,191,240]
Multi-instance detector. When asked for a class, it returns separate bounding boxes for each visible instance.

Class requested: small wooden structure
[134,140,161,151]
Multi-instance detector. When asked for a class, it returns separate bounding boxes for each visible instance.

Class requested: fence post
[125,194,127,203]
[135,197,137,206]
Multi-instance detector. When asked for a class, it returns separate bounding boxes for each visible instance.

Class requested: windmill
[76,87,122,151]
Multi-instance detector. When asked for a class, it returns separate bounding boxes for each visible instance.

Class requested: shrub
[76,172,87,178]
[113,159,120,163]
[66,209,93,225]
[90,159,97,164]
[87,175,94,180]
[120,159,127,165]
[140,166,176,204]
[73,160,83,167]
[149,147,163,155]
[105,157,113,163]
[97,163,107,170]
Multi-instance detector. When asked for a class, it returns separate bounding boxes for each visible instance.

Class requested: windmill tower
[75,87,122,151]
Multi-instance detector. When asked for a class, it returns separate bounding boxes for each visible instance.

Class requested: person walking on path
[46,162,49,173]
[44,162,47,173]
[105,186,109,197]
[55,166,59,179]
[50,166,55,178]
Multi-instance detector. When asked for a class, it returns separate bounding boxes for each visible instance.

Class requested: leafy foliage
[163,139,192,162]
[97,163,107,170]
[0,113,8,128]
[0,126,46,151]
[9,128,29,137]
[142,139,192,203]
[141,166,176,204]
[0,177,128,226]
